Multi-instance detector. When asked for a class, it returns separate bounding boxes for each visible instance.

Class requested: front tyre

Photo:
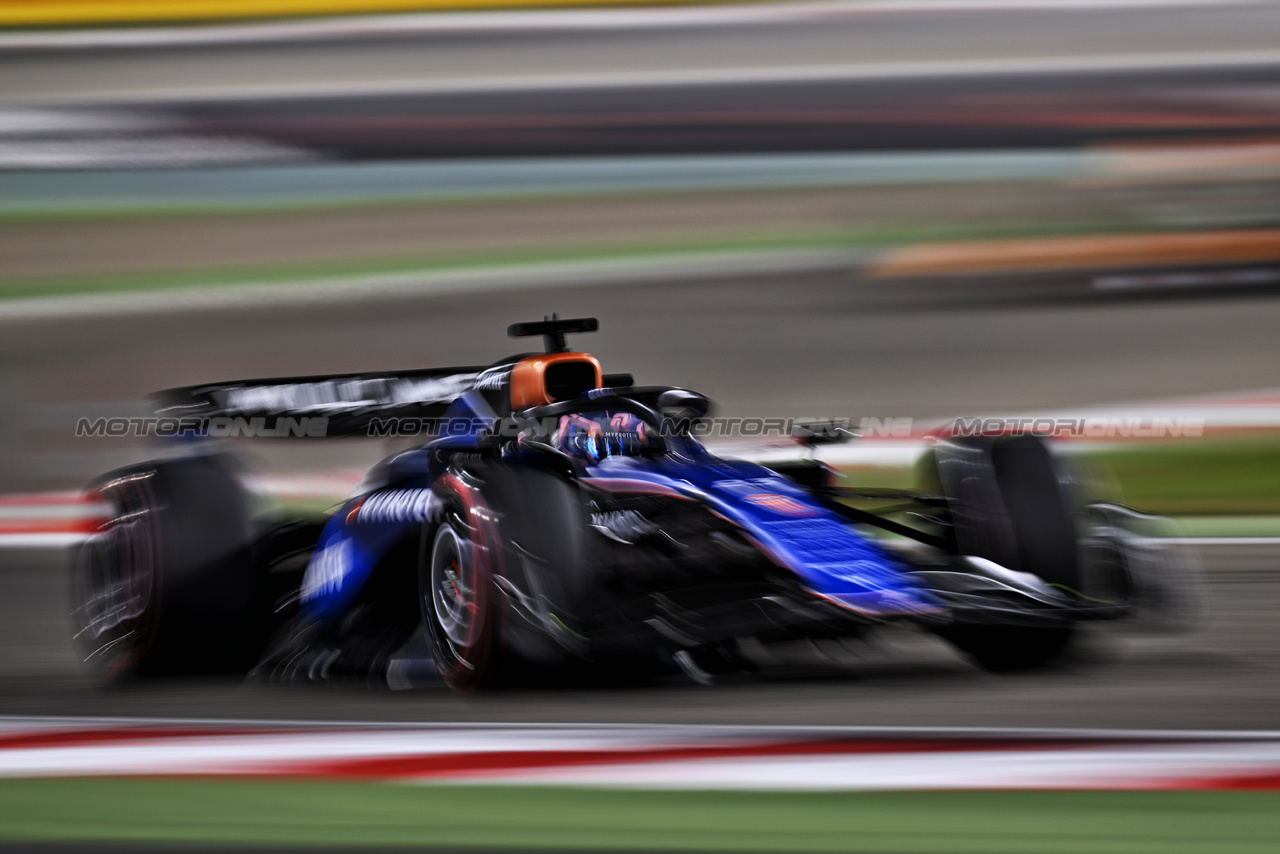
[939,623,1074,673]
[419,475,498,692]
[930,434,1081,673]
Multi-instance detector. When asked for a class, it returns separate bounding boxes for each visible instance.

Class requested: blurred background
[2,0,1280,505]
[1,0,1280,843]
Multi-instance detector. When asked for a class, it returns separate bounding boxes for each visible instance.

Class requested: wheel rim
[70,499,154,671]
[430,522,475,656]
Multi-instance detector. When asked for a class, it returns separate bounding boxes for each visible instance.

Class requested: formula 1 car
[71,317,1197,691]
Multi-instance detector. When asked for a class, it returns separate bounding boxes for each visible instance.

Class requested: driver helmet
[557,411,651,461]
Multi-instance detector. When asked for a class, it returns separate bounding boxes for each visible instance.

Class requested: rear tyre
[70,455,266,682]
[930,434,1081,672]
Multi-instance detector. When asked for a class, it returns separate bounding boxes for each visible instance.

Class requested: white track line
[0,533,85,548]
[493,743,1280,790]
[0,1,1268,52]
[1,719,1279,788]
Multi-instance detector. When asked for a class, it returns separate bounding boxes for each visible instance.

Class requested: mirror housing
[793,420,856,446]
[658,389,711,435]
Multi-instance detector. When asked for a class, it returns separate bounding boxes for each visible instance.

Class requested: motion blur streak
[3,719,1280,789]
[0,0,748,27]
[870,229,1280,277]
[3,0,1280,801]
[4,2,1280,101]
[3,0,1277,29]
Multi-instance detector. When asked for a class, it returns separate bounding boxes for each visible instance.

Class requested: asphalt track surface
[1,539,1278,730]
[3,264,1280,730]
[7,263,1280,432]
[132,64,1280,159]
[6,261,1280,488]
[4,3,1280,159]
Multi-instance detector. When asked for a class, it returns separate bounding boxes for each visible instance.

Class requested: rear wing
[152,366,484,438]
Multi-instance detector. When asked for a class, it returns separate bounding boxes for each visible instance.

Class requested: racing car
[71,316,1196,692]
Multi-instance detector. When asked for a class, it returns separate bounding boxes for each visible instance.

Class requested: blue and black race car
[71,316,1194,692]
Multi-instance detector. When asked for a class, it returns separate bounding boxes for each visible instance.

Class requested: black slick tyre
[419,473,500,693]
[419,466,595,692]
[70,455,265,681]
[932,434,1081,672]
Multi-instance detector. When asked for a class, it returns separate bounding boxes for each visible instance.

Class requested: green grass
[0,178,1157,226]
[1078,434,1280,516]
[1172,515,1280,537]
[0,212,1167,303]
[1,779,1278,852]
[835,434,1280,520]
[0,231,858,302]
